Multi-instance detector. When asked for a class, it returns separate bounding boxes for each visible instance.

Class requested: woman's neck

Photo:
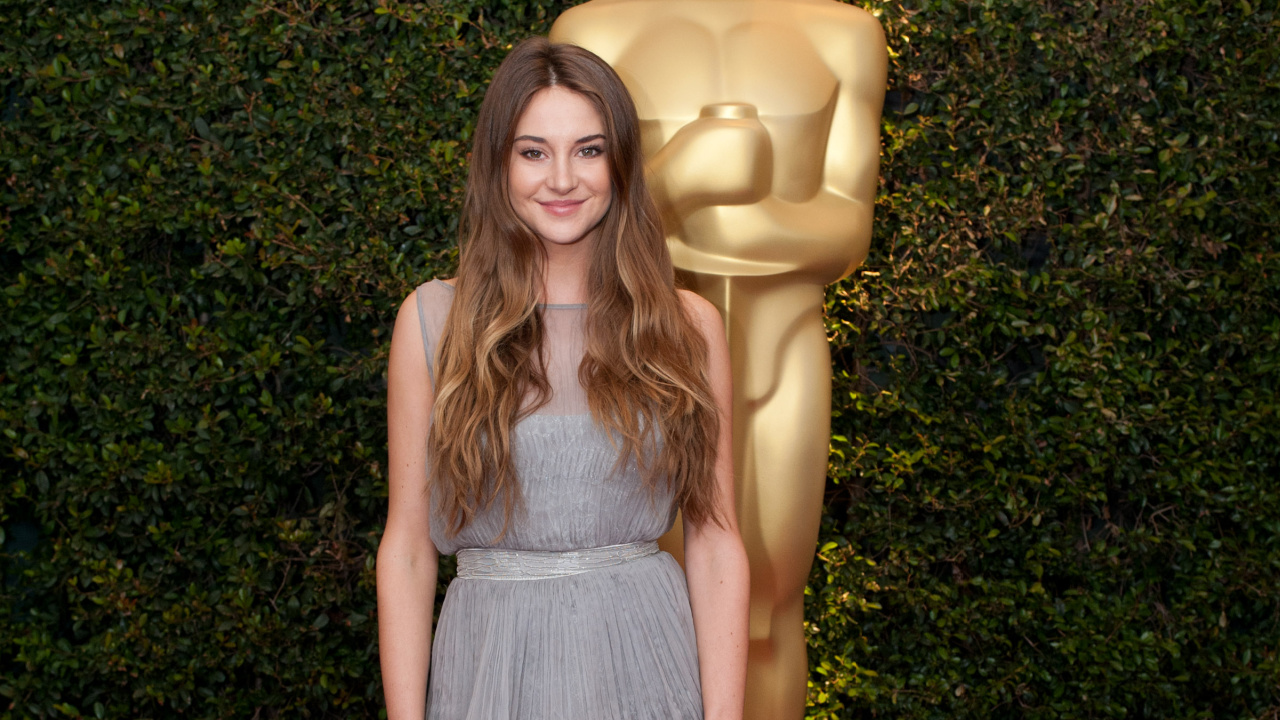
[540,240,592,305]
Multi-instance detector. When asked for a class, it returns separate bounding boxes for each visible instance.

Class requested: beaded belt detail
[456,540,660,580]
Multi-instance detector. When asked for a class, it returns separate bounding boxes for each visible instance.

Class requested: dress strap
[455,540,660,580]
[413,279,454,391]
[414,286,433,388]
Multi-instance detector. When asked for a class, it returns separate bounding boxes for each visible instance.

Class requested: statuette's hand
[649,103,772,217]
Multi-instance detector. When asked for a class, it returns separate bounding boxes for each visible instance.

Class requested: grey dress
[412,279,704,720]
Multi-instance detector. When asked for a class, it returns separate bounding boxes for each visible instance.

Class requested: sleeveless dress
[411,279,704,720]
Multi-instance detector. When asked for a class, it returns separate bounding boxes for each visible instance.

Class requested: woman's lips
[539,199,584,217]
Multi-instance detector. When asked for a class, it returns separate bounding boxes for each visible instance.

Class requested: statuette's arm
[646,104,773,220]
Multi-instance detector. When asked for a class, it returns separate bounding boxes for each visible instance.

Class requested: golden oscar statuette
[551,2,887,718]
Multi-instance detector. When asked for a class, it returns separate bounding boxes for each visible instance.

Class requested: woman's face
[507,86,612,250]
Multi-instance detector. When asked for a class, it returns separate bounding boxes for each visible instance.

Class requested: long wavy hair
[426,37,721,539]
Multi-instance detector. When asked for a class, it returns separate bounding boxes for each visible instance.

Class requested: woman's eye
[580,145,604,158]
[520,148,544,160]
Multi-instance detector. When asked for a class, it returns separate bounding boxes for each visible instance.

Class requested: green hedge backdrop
[2,0,1276,717]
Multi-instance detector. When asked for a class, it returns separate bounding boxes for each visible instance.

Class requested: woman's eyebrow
[512,134,607,144]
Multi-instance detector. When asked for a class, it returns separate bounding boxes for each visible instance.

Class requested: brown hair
[427,37,721,538]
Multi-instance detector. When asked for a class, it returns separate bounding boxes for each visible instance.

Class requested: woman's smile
[539,199,587,216]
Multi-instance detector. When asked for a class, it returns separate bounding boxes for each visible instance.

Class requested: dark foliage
[809,0,1279,717]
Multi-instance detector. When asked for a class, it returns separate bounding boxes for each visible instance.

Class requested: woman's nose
[546,155,576,193]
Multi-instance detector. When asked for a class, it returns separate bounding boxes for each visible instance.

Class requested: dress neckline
[433,278,587,309]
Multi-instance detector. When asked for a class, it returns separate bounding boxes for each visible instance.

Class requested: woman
[378,37,749,720]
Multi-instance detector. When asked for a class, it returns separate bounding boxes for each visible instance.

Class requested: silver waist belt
[455,540,659,580]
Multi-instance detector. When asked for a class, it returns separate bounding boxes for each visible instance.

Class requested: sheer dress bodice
[410,278,702,719]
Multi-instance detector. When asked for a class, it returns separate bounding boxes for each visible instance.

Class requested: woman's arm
[679,290,751,720]
[378,288,439,719]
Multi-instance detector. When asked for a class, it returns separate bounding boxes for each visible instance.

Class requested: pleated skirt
[425,551,703,720]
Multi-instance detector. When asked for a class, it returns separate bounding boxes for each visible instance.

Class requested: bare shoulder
[390,288,425,351]
[397,277,453,313]
[676,288,724,335]
[388,285,434,400]
[390,278,449,356]
[675,290,730,392]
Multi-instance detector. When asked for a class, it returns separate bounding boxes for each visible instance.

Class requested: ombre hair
[427,37,721,538]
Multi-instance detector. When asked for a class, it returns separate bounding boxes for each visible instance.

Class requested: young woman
[378,38,749,719]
